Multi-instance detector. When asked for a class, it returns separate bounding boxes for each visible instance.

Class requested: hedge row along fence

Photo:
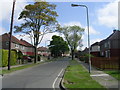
[0,49,17,67]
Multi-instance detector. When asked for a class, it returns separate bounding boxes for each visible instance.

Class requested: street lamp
[71,4,91,73]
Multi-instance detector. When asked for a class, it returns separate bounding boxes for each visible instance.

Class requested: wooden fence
[91,57,119,70]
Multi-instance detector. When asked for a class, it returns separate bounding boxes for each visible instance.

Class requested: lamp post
[8,0,16,70]
[71,4,91,73]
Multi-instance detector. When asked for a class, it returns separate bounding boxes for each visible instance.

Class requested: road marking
[52,68,64,89]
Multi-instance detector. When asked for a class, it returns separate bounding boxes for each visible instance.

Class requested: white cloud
[97,0,118,28]
[63,21,82,27]
[0,27,7,35]
[85,26,100,35]
[0,0,28,24]
[40,32,60,47]
[63,21,100,35]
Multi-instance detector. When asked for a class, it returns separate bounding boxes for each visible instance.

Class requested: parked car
[23,56,32,62]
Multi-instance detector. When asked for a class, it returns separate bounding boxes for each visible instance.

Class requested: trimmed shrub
[1,49,17,67]
[2,49,8,67]
[0,49,2,67]
[10,50,17,65]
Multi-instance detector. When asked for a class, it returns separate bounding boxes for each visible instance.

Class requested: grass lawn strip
[63,60,106,89]
[104,70,120,80]
[2,63,41,74]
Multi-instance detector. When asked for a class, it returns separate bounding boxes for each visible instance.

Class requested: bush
[0,49,17,67]
[2,49,8,67]
[0,49,2,67]
[17,51,23,59]
[10,50,17,65]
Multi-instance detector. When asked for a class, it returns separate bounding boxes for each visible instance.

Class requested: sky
[0,0,118,50]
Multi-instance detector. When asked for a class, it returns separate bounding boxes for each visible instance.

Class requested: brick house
[37,46,50,56]
[0,33,34,56]
[90,42,100,57]
[99,30,120,58]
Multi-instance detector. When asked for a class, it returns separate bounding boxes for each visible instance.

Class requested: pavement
[77,59,120,90]
[0,63,33,71]
[2,57,70,89]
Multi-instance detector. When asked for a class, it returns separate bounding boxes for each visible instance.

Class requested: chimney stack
[113,29,116,33]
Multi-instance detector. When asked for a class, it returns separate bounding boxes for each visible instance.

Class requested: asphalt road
[2,57,70,89]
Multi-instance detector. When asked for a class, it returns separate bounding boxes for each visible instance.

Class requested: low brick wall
[91,57,119,70]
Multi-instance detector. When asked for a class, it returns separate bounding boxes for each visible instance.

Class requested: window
[108,41,110,48]
[6,42,9,46]
[15,44,19,48]
[21,45,24,50]
[104,42,107,48]
[105,51,108,57]
[101,52,104,56]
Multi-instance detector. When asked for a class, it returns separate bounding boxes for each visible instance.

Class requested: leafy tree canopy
[14,1,58,63]
[49,35,69,57]
[58,25,84,60]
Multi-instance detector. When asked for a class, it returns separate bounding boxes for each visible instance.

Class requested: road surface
[2,57,70,89]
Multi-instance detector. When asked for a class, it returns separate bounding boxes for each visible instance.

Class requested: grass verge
[63,60,106,89]
[104,70,120,80]
[1,63,41,74]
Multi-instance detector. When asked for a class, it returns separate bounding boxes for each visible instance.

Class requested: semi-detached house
[99,30,120,58]
[0,33,34,56]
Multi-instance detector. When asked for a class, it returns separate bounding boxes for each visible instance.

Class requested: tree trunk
[34,45,37,63]
[71,49,74,60]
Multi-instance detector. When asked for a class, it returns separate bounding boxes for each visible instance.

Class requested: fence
[91,57,119,70]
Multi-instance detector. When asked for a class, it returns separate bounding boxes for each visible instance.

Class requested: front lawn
[63,60,106,89]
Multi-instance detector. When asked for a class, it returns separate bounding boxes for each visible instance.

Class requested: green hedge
[0,49,17,67]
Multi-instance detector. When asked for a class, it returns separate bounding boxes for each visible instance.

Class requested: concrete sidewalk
[0,63,33,70]
[77,60,119,89]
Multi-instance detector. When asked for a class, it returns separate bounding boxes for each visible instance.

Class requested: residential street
[2,57,70,89]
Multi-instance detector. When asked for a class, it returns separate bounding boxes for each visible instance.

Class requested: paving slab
[77,60,119,89]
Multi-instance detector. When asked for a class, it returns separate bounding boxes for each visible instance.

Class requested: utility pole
[8,0,16,70]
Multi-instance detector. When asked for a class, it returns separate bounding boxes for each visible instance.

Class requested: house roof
[91,42,100,46]
[37,47,48,51]
[1,33,33,47]
[99,30,120,45]
[108,30,120,40]
[1,33,20,44]
[20,39,33,47]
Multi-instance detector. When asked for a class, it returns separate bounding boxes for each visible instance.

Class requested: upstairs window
[15,44,19,48]
[6,42,9,46]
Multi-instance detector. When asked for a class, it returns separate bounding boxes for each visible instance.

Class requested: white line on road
[52,68,64,89]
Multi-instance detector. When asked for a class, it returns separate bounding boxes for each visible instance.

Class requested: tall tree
[58,25,84,60]
[14,2,58,63]
[49,35,69,57]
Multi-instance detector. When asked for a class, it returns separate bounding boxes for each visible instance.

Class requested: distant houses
[37,46,50,56]
[99,30,120,58]
[88,30,120,58]
[79,30,120,69]
[0,33,35,56]
[90,42,100,57]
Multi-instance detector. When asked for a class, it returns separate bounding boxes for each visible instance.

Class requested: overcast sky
[0,0,118,50]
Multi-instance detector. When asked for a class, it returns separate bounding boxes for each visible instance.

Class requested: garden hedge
[0,49,17,67]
